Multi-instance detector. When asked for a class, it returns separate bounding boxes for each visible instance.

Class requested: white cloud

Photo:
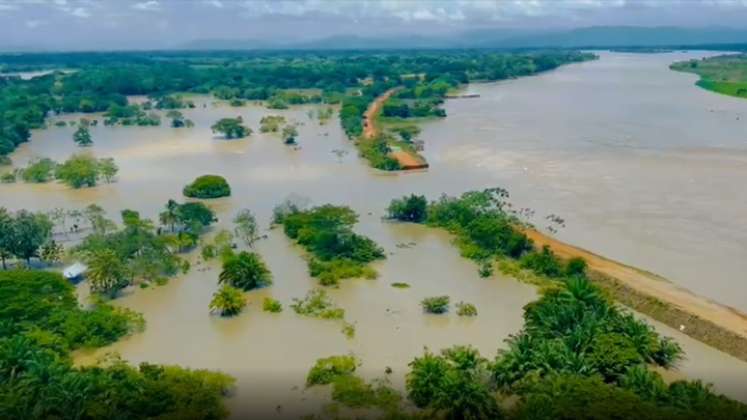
[25,19,46,28]
[132,0,160,11]
[203,0,223,8]
[70,7,90,17]
[0,2,18,11]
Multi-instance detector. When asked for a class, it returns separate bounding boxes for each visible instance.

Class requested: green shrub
[341,321,356,339]
[306,355,358,386]
[262,297,283,313]
[387,194,427,222]
[211,117,251,139]
[456,302,478,317]
[280,204,385,284]
[421,295,450,314]
[520,245,564,278]
[55,154,108,188]
[183,174,231,198]
[21,158,56,183]
[290,288,344,320]
[565,257,588,277]
[391,282,411,288]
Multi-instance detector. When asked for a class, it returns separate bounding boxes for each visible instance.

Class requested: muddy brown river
[1,51,747,416]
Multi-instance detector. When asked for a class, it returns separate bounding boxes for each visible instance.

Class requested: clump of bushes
[358,136,401,171]
[259,115,286,133]
[211,117,251,139]
[421,295,450,314]
[20,158,56,183]
[290,288,344,320]
[262,297,283,313]
[456,302,477,317]
[306,355,359,386]
[209,284,247,317]
[387,194,427,222]
[391,282,411,289]
[183,174,231,198]
[276,204,385,285]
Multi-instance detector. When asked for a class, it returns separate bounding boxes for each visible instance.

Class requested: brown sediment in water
[522,228,747,362]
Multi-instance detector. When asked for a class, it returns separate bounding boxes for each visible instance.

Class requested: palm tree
[159,199,180,233]
[218,251,272,291]
[84,249,130,297]
[209,285,246,316]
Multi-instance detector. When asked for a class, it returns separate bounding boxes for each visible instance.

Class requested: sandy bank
[522,228,747,362]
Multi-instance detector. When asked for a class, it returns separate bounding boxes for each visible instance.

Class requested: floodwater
[2,51,747,415]
[419,51,747,313]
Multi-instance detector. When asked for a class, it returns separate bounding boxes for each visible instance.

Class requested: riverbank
[670,54,747,99]
[522,228,747,362]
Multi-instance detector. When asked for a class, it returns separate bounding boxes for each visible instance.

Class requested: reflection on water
[3,52,747,413]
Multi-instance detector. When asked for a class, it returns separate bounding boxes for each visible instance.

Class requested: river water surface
[2,51,747,415]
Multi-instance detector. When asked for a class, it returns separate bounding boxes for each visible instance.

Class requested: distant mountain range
[179,26,747,51]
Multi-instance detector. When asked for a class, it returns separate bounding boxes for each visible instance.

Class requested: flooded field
[2,51,747,415]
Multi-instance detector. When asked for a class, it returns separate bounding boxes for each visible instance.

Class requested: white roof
[63,262,87,279]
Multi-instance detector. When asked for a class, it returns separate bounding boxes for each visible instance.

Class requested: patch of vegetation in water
[291,288,345,320]
[275,203,385,286]
[218,250,272,291]
[421,295,450,314]
[306,355,359,386]
[391,282,411,288]
[262,297,283,313]
[456,301,477,317]
[209,284,247,317]
[183,174,231,198]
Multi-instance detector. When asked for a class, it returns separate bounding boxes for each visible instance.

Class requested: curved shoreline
[523,228,747,362]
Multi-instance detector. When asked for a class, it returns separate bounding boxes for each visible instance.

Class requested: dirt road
[363,88,400,139]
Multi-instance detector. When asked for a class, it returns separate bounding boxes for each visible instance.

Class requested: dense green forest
[671,54,747,98]
[0,50,594,166]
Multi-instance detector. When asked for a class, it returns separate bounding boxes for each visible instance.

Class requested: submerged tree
[218,251,272,291]
[282,124,299,145]
[73,125,93,147]
[233,209,258,247]
[211,117,251,139]
[84,249,130,297]
[209,284,247,317]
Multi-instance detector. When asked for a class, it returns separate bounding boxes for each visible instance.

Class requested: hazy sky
[2,0,747,50]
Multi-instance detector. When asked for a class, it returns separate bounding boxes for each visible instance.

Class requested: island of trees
[183,174,231,199]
